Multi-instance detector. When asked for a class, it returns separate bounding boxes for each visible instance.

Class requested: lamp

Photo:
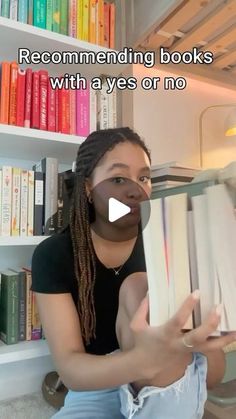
[199,104,236,168]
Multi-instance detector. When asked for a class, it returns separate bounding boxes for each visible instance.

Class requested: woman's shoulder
[34,227,72,257]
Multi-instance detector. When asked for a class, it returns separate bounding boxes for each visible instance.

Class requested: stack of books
[151,161,201,193]
[0,0,116,48]
[141,177,236,334]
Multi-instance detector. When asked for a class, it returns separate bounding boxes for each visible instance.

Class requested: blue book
[18,0,28,23]
[1,0,10,17]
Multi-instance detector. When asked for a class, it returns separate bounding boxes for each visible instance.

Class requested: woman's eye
[111,177,126,184]
[140,176,151,183]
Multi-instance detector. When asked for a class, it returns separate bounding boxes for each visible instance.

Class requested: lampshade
[225,108,236,137]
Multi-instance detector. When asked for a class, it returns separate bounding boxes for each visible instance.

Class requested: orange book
[82,0,89,41]
[109,2,115,49]
[76,0,83,39]
[0,62,11,124]
[96,0,104,46]
[89,0,96,43]
[9,62,18,125]
[104,2,109,48]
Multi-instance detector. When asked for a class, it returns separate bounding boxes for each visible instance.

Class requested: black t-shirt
[31,227,146,355]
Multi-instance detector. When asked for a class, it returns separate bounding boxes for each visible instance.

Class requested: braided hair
[69,127,151,345]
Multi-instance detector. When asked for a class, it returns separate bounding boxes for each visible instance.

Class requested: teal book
[1,0,10,17]
[0,270,19,345]
[28,0,33,25]
[33,0,46,29]
[18,0,28,23]
[46,0,53,31]
[60,0,68,35]
[52,0,60,33]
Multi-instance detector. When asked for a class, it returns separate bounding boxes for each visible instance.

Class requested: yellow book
[82,0,89,41]
[76,0,83,39]
[11,167,21,236]
[89,0,96,43]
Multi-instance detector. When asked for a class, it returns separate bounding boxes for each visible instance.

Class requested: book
[11,167,21,236]
[33,171,44,235]
[16,68,26,127]
[57,169,73,231]
[9,62,18,125]
[24,68,33,128]
[27,170,34,236]
[68,0,77,37]
[20,169,28,236]
[18,0,28,23]
[0,270,19,345]
[1,166,12,236]
[60,0,68,35]
[10,0,18,20]
[0,61,11,124]
[9,268,27,341]
[33,0,47,28]
[39,70,48,131]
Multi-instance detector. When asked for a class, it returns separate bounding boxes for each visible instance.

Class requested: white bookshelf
[0,124,84,164]
[0,236,49,246]
[0,339,50,365]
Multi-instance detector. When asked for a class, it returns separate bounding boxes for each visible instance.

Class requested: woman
[31,127,236,418]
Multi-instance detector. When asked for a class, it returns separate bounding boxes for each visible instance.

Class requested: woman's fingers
[130,294,149,332]
[165,290,200,334]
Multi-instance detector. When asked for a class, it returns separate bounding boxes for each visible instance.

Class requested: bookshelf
[0,339,50,365]
[0,236,49,246]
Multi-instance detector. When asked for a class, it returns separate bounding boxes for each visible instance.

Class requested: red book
[31,71,40,129]
[0,62,11,124]
[70,89,76,135]
[55,87,59,132]
[104,2,110,48]
[47,79,56,132]
[24,68,33,128]
[39,70,48,131]
[58,86,70,134]
[9,62,18,126]
[16,69,26,127]
[76,86,90,137]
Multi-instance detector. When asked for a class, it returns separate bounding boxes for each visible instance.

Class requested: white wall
[123,64,236,169]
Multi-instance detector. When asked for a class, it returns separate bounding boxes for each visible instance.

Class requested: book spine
[97,82,108,130]
[89,0,96,43]
[52,0,60,33]
[33,0,46,28]
[89,83,97,133]
[0,170,2,235]
[28,0,33,24]
[33,172,44,235]
[0,62,11,124]
[61,88,70,134]
[39,70,48,130]
[82,0,89,41]
[24,68,33,128]
[20,170,28,236]
[31,71,40,129]
[27,170,34,236]
[1,0,10,17]
[16,68,26,127]
[68,0,77,37]
[60,0,68,35]
[0,274,19,345]
[57,172,64,230]
[109,2,115,49]
[70,88,76,134]
[104,1,109,48]
[11,167,21,236]
[46,0,53,31]
[9,62,18,125]
[42,158,58,235]
[18,0,28,23]
[25,270,32,341]
[31,292,42,339]
[76,86,90,136]
[18,271,26,341]
[1,166,12,237]
[96,0,104,46]
[76,0,83,39]
[47,79,56,131]
[9,0,18,20]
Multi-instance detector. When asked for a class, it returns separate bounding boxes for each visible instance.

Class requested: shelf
[0,124,84,163]
[0,236,49,246]
[0,339,50,364]
[0,16,124,77]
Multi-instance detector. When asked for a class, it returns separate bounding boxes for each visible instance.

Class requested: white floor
[0,392,56,419]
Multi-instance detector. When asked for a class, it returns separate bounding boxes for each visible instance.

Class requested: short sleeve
[31,235,72,294]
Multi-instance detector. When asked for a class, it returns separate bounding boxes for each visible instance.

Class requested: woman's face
[86,141,152,230]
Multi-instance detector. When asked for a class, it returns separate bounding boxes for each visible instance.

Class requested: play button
[108,198,131,222]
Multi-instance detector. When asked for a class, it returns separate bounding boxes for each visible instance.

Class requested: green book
[0,270,19,345]
[1,0,10,17]
[46,0,53,31]
[59,0,68,35]
[33,0,46,29]
[52,0,60,33]
[9,268,27,341]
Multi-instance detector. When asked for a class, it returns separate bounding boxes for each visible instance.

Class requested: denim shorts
[51,352,207,419]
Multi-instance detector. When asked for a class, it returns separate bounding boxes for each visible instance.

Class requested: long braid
[68,127,151,345]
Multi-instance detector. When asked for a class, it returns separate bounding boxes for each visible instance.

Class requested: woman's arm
[204,349,226,389]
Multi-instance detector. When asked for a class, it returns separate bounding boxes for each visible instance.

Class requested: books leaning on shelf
[0,61,117,136]
[0,267,42,345]
[151,161,201,193]
[141,180,236,334]
[0,158,73,237]
[0,0,116,48]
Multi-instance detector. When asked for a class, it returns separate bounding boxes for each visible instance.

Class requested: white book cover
[90,83,97,133]
[206,184,236,331]
[141,198,169,326]
[97,82,109,130]
[27,170,34,236]
[10,0,18,19]
[108,87,117,128]
[20,170,28,236]
[0,170,2,236]
[11,167,21,236]
[1,166,12,236]
[164,193,192,329]
[192,195,218,326]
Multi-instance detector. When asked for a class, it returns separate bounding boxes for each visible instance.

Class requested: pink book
[47,79,56,132]
[24,68,33,128]
[31,71,40,129]
[16,69,26,127]
[69,0,77,37]
[39,70,48,131]
[70,89,76,135]
[76,86,90,137]
[55,87,59,132]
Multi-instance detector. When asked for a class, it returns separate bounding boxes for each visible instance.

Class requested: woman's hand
[130,290,236,380]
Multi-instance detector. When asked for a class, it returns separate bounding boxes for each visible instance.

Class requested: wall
[123,64,236,169]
